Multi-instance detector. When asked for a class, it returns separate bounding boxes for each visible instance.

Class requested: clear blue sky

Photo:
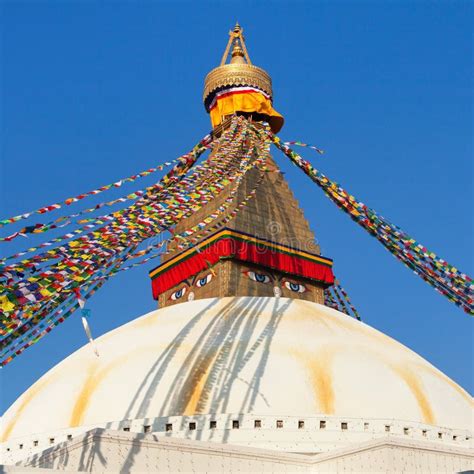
[1,1,472,413]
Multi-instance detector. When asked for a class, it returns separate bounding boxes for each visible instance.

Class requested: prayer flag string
[267,130,473,315]
[0,132,218,242]
[324,279,361,321]
[283,141,324,155]
[0,140,214,231]
[0,117,271,363]
[0,165,268,364]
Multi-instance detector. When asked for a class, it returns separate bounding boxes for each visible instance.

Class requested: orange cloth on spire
[209,89,284,133]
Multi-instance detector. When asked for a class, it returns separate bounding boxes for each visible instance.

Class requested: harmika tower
[151,24,333,310]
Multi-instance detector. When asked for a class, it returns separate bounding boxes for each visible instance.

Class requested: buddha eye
[245,271,271,284]
[196,273,213,288]
[284,281,307,293]
[170,286,187,300]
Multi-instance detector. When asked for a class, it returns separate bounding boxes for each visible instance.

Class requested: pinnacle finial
[230,40,245,63]
[219,22,251,66]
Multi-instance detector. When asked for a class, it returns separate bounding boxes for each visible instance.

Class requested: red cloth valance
[149,229,334,299]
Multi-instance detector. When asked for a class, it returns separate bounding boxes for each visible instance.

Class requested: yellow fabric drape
[210,91,284,133]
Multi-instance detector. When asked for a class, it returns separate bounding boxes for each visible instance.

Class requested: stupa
[1,24,472,473]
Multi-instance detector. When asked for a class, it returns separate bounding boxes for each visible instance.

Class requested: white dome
[1,297,472,445]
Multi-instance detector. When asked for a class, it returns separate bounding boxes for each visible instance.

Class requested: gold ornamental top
[203,23,283,133]
[203,23,273,106]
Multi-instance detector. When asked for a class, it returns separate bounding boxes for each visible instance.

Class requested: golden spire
[203,23,284,133]
[203,23,273,104]
[219,23,252,66]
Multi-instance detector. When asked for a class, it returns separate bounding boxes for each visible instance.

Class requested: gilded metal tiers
[203,23,273,104]
[203,64,273,103]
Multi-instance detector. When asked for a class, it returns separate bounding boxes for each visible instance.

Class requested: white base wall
[4,428,473,473]
[2,413,471,466]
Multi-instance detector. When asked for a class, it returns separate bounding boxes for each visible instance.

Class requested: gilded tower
[150,24,334,308]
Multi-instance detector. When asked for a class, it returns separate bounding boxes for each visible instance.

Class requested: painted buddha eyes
[244,271,308,293]
[170,287,187,300]
[246,271,271,284]
[169,273,213,300]
[196,273,213,288]
[170,270,306,300]
[284,281,307,293]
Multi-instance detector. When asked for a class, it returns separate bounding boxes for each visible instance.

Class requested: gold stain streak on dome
[203,23,273,103]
